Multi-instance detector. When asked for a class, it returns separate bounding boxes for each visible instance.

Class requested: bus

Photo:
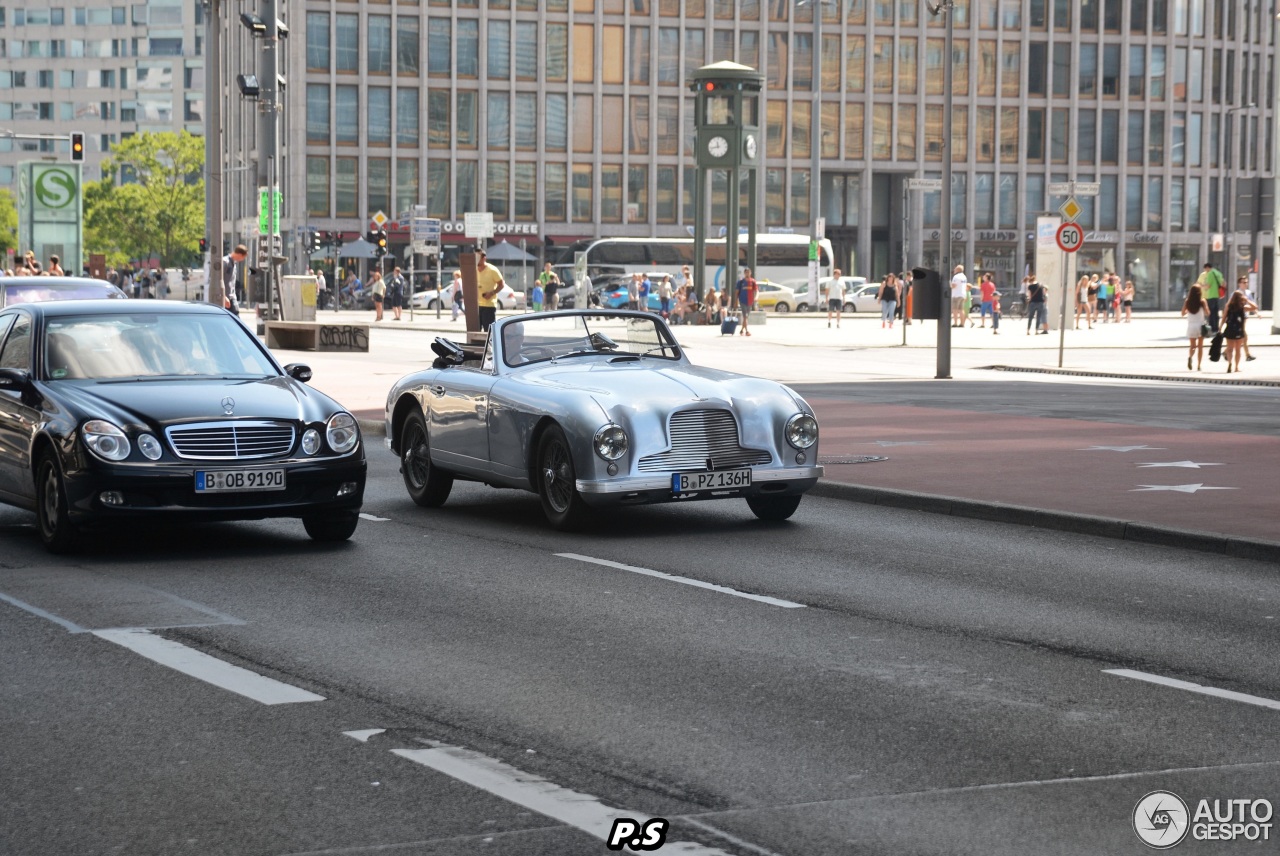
[552,234,833,293]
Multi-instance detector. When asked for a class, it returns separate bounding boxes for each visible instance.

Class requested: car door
[0,312,38,501]
[427,338,498,476]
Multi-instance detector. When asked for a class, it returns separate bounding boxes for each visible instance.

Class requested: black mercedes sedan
[0,300,366,552]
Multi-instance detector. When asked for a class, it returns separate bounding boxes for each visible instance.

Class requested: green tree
[0,189,17,261]
[85,130,204,268]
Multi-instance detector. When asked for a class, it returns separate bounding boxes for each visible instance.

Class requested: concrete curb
[984,364,1280,388]
[358,416,1280,562]
[810,480,1280,563]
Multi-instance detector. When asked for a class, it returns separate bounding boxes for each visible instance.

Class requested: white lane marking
[0,590,86,633]
[392,744,733,854]
[1104,669,1280,711]
[556,553,805,609]
[359,513,390,521]
[342,729,386,743]
[1129,483,1238,493]
[93,628,324,705]
[1078,445,1167,452]
[1135,461,1225,469]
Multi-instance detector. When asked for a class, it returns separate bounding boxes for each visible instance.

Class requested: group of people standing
[1073,273,1135,328]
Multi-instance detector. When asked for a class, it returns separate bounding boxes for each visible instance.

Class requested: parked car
[753,280,797,313]
[2,276,127,308]
[0,299,367,552]
[595,274,676,311]
[790,276,869,312]
[385,310,823,529]
[412,282,526,311]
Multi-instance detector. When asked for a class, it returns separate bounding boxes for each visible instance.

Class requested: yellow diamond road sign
[371,210,388,229]
[1059,197,1082,222]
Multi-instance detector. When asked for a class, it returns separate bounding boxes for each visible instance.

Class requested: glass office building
[3,1,1275,309]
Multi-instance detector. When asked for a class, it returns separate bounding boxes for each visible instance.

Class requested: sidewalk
[273,311,1280,560]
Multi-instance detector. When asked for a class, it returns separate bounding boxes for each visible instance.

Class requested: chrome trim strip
[575,466,823,495]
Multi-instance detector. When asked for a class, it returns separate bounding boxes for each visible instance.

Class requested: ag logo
[1134,790,1190,849]
[34,167,77,209]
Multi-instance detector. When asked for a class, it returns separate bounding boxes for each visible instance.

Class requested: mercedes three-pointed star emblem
[221,396,235,415]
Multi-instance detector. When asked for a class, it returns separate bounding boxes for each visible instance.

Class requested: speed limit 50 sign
[1056,222,1084,253]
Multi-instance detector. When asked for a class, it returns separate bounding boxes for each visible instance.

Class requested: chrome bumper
[576,465,824,495]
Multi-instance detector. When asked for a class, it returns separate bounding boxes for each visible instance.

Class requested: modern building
[3,2,1275,310]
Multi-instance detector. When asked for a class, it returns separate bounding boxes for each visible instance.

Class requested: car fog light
[337,481,358,497]
[301,428,322,456]
[99,491,125,506]
[138,434,163,461]
[795,451,806,464]
[785,413,819,449]
[607,462,619,476]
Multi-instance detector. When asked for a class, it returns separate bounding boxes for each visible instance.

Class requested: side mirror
[283,363,313,383]
[0,367,30,391]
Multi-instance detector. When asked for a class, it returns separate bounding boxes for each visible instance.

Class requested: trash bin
[910,267,941,321]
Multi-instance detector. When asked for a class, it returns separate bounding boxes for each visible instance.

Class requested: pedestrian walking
[736,267,757,336]
[877,274,898,329]
[1026,277,1048,334]
[1235,279,1259,362]
[1180,284,1208,371]
[950,265,968,327]
[659,275,673,318]
[475,249,505,331]
[637,272,652,312]
[1197,263,1225,330]
[825,269,845,328]
[978,273,996,328]
[1074,275,1092,329]
[451,270,465,321]
[991,290,1002,335]
[222,244,247,313]
[1221,289,1249,373]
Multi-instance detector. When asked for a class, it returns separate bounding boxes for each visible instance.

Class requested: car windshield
[5,283,123,306]
[44,312,279,380]
[501,313,680,368]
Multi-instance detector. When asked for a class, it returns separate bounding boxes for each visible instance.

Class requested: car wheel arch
[389,393,423,455]
[525,416,562,489]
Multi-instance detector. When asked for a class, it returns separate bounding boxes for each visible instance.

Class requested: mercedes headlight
[326,412,359,454]
[82,420,132,462]
[593,423,628,460]
[301,428,322,456]
[785,413,818,449]
[137,433,163,461]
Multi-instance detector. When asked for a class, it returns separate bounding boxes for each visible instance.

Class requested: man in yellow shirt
[475,248,505,331]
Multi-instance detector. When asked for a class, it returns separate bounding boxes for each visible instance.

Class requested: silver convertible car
[384,310,822,529]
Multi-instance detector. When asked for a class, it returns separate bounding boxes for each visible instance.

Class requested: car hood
[47,375,344,430]
[518,359,802,410]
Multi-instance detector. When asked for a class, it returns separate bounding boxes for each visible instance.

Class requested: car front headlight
[326,412,359,454]
[82,420,131,462]
[301,428,322,456]
[785,413,818,449]
[137,433,163,461]
[593,423,628,460]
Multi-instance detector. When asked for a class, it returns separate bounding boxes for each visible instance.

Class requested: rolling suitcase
[720,313,739,335]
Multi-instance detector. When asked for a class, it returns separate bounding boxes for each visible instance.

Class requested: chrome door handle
[429,385,446,396]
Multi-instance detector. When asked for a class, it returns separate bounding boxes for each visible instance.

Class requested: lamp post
[799,0,833,305]
[1273,8,1280,331]
[203,0,224,307]
[928,0,955,379]
[1224,103,1256,289]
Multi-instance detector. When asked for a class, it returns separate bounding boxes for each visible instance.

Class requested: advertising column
[1035,216,1063,331]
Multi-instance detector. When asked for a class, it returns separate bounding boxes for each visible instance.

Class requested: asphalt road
[3,450,1280,855]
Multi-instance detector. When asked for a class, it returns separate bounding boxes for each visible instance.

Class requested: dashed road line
[93,628,324,705]
[391,742,733,854]
[359,512,391,521]
[1104,669,1280,712]
[555,553,806,609]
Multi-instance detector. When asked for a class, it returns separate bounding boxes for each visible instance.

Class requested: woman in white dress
[1180,284,1208,371]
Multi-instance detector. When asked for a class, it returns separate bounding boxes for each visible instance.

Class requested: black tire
[35,452,79,553]
[746,494,802,522]
[535,425,591,530]
[399,411,453,507]
[303,510,359,542]
[775,302,790,313]
[796,302,809,313]
[843,302,855,313]
[427,298,440,310]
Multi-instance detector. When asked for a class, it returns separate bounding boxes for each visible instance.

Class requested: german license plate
[672,468,752,493]
[195,469,286,493]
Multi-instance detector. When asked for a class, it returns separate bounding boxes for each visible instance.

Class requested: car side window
[0,315,15,353]
[0,315,31,371]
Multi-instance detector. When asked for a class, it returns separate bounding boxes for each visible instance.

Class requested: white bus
[553,234,833,293]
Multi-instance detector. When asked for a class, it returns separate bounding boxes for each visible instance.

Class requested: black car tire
[843,302,855,313]
[427,299,440,310]
[36,451,80,553]
[796,302,810,313]
[400,411,453,507]
[746,494,802,522]
[303,510,359,542]
[774,302,790,313]
[536,425,591,530]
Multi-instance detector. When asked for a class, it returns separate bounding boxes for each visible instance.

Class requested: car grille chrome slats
[166,421,297,460]
[637,409,773,472]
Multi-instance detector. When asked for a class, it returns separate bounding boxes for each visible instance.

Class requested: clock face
[707,136,729,158]
[744,134,757,160]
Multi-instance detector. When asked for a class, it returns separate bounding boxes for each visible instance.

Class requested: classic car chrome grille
[637,409,773,472]
[166,421,296,460]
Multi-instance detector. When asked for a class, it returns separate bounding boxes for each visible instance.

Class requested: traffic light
[374,229,388,257]
[198,238,208,254]
[69,131,85,162]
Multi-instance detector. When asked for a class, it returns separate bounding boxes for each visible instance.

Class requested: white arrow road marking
[93,628,324,705]
[1104,669,1280,712]
[556,553,806,609]
[359,513,390,521]
[342,729,386,743]
[1078,445,1168,452]
[392,744,734,854]
[1130,483,1238,493]
[1135,461,1225,469]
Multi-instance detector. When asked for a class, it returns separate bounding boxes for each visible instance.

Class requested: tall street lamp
[799,0,837,304]
[927,0,955,379]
